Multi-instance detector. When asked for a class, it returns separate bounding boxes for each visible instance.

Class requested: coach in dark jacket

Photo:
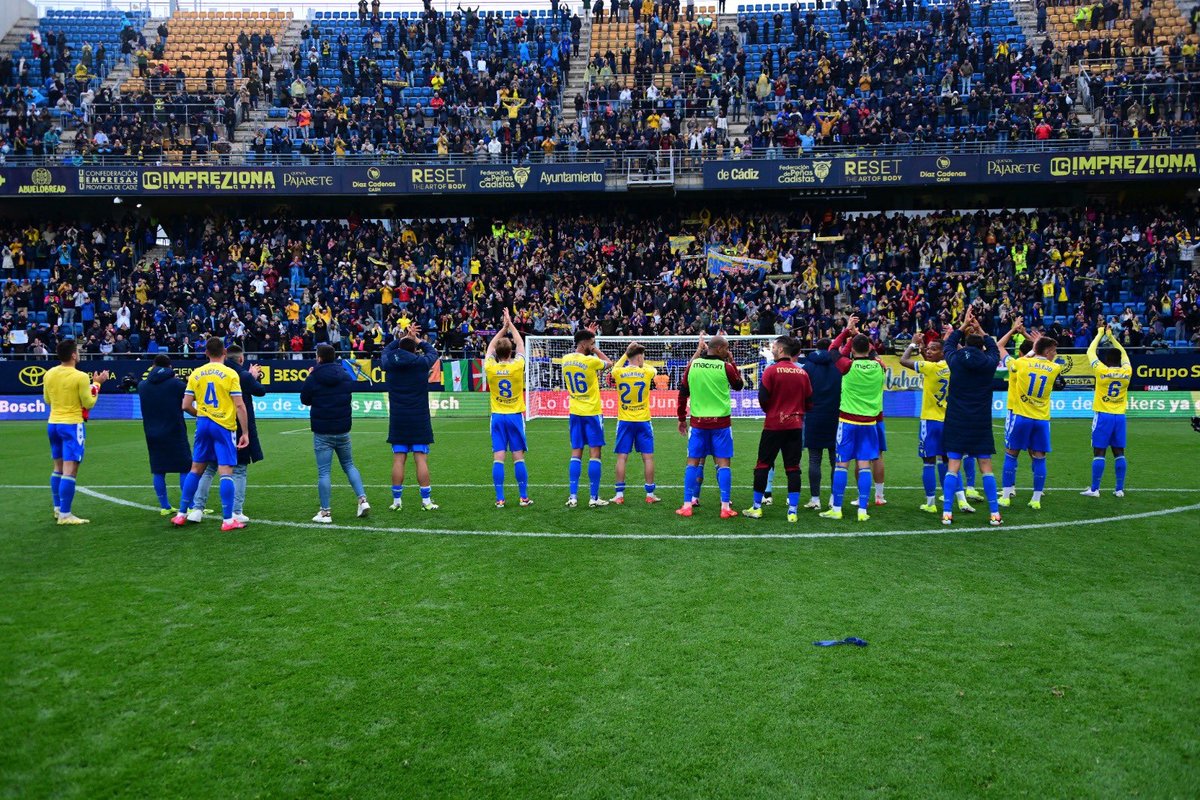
[227,345,265,465]
[300,344,370,522]
[137,355,192,511]
[801,341,843,504]
[382,332,439,447]
[382,328,441,511]
[941,318,1003,522]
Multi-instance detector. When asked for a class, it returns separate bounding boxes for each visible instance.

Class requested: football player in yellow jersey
[560,326,612,508]
[484,309,532,508]
[609,342,661,504]
[44,338,110,524]
[1082,324,1132,498]
[999,330,1066,509]
[900,337,977,514]
[173,338,250,532]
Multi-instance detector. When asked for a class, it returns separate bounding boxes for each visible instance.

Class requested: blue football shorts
[490,412,527,452]
[47,422,86,463]
[1005,413,1052,452]
[193,416,238,467]
[568,413,606,449]
[1091,412,1127,449]
[687,426,734,460]
[836,421,880,463]
[614,420,654,454]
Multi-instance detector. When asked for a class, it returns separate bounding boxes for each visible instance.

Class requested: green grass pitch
[1,416,1198,797]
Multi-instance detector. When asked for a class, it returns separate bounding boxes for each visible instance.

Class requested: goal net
[524,335,778,420]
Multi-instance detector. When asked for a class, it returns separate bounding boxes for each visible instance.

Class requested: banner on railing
[525,389,1200,419]
[0,163,608,197]
[1129,353,1200,390]
[701,149,1200,190]
[0,358,444,394]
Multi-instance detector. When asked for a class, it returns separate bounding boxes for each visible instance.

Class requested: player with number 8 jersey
[484,310,532,507]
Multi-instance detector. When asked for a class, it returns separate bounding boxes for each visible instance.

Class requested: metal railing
[3,135,1197,168]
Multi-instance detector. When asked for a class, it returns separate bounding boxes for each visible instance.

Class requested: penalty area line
[74,487,1200,541]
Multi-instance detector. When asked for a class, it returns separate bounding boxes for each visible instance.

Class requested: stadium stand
[254,7,573,157]
[1,205,1198,359]
[119,10,291,95]
[3,8,149,90]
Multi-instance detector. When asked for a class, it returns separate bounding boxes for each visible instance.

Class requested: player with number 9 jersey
[186,361,243,466]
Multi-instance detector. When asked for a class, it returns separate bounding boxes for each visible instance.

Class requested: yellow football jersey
[186,363,242,431]
[1007,356,1063,421]
[1090,361,1131,415]
[43,364,97,424]
[612,356,657,422]
[485,355,526,415]
[561,352,605,416]
[914,359,949,422]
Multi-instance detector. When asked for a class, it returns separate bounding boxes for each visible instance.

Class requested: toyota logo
[18,365,47,387]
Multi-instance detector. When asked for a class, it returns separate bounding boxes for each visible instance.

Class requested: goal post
[524,335,778,420]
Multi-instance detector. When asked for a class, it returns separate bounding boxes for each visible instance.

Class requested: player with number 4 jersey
[1082,325,1132,497]
[610,342,660,504]
[173,338,249,531]
[484,310,532,508]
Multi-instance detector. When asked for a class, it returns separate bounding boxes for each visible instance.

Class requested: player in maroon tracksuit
[745,336,813,520]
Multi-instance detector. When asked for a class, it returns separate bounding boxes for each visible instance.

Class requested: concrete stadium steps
[104,16,166,95]
[561,15,593,126]
[564,11,742,136]
[0,15,38,59]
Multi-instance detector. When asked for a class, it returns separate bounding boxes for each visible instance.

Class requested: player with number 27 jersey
[612,352,656,454]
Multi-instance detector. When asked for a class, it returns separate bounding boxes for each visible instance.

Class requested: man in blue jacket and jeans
[301,344,371,523]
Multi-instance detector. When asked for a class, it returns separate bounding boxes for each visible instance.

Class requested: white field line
[75,487,1200,541]
[5,483,1198,492]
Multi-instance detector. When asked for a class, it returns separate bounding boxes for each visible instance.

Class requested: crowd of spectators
[260,7,575,159]
[2,201,1198,360]
[573,0,1103,155]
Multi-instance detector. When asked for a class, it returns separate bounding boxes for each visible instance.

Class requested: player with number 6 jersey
[610,343,660,504]
[1082,325,1132,497]
[484,310,532,508]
